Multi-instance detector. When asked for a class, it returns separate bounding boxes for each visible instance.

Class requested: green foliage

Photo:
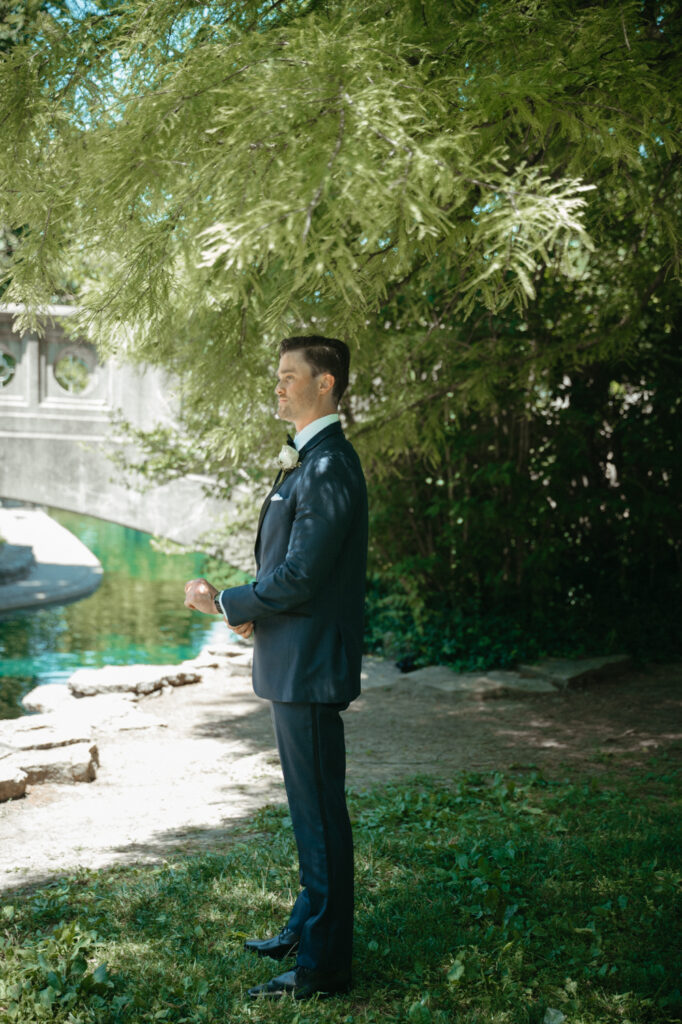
[0,674,32,720]
[1,767,680,1023]
[0,916,117,1020]
[1,1,679,457]
[53,353,89,393]
[364,580,682,671]
[1,0,681,666]
[365,241,682,666]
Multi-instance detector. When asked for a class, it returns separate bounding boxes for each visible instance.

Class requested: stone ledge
[22,682,90,714]
[0,508,104,614]
[0,764,28,802]
[194,644,253,675]
[0,710,100,800]
[7,741,98,786]
[68,663,203,697]
[371,654,632,698]
[0,712,93,752]
[518,655,632,690]
[395,665,559,699]
[22,688,167,732]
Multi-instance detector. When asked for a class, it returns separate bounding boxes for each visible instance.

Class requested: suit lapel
[254,422,344,557]
[256,470,285,544]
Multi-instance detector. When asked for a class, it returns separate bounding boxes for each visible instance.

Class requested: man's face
[275,349,321,427]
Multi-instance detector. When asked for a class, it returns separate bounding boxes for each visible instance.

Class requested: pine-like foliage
[1,0,679,473]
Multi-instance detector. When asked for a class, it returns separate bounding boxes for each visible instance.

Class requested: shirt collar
[293,413,340,451]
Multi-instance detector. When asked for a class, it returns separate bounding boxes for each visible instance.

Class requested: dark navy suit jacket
[220,422,368,704]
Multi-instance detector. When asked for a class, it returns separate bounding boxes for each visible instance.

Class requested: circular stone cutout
[54,352,92,394]
[0,349,16,387]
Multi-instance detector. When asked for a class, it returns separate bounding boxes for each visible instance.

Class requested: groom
[184,335,368,1000]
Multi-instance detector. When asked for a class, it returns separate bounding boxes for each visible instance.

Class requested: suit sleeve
[220,452,357,625]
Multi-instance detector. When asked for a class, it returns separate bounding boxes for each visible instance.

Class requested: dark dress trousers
[220,422,368,973]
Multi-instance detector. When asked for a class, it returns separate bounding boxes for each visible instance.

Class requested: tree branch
[302,87,345,243]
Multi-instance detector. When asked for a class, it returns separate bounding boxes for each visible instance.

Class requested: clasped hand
[184,578,254,638]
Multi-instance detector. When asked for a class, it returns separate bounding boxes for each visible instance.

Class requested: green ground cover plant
[1,764,679,1024]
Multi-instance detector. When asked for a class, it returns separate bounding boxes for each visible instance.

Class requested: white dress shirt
[293,413,340,450]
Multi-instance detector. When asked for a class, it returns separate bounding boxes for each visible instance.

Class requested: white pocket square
[271,494,284,502]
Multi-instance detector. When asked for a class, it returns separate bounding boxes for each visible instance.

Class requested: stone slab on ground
[170,662,214,685]
[0,713,93,752]
[203,642,253,659]
[0,764,27,802]
[22,683,82,714]
[482,670,559,697]
[403,665,504,698]
[20,687,165,731]
[192,645,253,675]
[68,663,202,697]
[51,694,166,733]
[8,741,98,786]
[398,665,558,699]
[359,656,403,690]
[519,655,632,690]
[21,686,167,735]
[74,696,167,732]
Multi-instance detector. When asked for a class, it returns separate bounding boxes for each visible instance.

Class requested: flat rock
[188,652,223,669]
[0,713,92,751]
[486,673,558,696]
[68,663,202,697]
[221,653,253,676]
[392,666,559,699]
[166,662,208,686]
[405,666,503,698]
[0,764,28,802]
[23,687,136,718]
[361,656,403,690]
[519,655,632,690]
[195,644,253,675]
[203,642,253,659]
[10,741,98,785]
[68,694,167,731]
[99,707,167,731]
[20,690,164,732]
[22,683,80,714]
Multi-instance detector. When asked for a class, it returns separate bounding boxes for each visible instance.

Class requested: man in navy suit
[184,335,368,1000]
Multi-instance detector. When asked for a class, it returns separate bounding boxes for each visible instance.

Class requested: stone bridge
[0,305,243,554]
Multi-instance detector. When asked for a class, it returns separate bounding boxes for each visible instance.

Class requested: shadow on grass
[2,769,680,1023]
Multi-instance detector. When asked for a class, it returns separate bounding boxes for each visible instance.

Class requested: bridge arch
[0,305,246,560]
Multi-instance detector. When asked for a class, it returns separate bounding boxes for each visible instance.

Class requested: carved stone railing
[0,306,246,557]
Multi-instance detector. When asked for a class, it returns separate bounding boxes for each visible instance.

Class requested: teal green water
[0,510,250,719]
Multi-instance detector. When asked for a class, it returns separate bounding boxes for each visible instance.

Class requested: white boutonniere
[277,445,300,471]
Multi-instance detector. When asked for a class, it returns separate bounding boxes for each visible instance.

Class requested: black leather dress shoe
[244,928,299,960]
[247,965,351,1000]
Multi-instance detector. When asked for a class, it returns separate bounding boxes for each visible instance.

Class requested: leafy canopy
[2,1,679,471]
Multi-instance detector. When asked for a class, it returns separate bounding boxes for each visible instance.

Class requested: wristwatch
[213,593,223,614]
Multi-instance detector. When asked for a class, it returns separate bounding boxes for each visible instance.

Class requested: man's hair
[279,335,350,404]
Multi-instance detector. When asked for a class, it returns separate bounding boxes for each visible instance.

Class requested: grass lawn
[0,758,680,1023]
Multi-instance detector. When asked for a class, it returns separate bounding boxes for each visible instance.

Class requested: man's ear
[318,373,335,397]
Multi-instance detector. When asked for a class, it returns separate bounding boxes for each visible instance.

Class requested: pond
[0,509,250,719]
